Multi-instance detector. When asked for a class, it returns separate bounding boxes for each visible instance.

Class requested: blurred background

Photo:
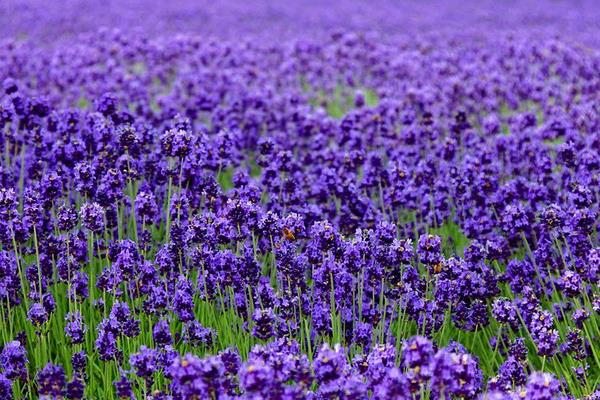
[1,0,599,46]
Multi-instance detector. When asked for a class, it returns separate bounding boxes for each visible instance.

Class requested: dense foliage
[0,1,599,399]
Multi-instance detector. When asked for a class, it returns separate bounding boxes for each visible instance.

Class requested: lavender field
[0,1,599,399]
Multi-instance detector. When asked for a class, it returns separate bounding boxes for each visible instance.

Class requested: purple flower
[130,346,158,384]
[172,277,195,322]
[496,356,527,389]
[27,302,48,327]
[0,251,21,306]
[417,234,443,268]
[95,322,119,362]
[161,128,194,158]
[353,322,373,349]
[80,202,105,233]
[239,358,274,395]
[153,319,172,347]
[540,204,565,231]
[169,354,225,399]
[313,344,346,383]
[113,374,133,399]
[529,310,559,357]
[71,351,87,377]
[563,269,584,298]
[37,363,66,399]
[317,374,367,399]
[1,340,28,380]
[509,338,528,361]
[401,335,434,374]
[65,377,85,400]
[69,272,89,302]
[57,204,79,231]
[0,374,12,399]
[65,312,87,344]
[135,188,159,223]
[492,298,520,330]
[524,372,560,400]
[183,320,215,347]
[366,344,397,389]
[572,308,590,329]
[252,308,275,341]
[430,349,482,400]
[95,92,118,116]
[108,301,140,338]
[372,367,411,400]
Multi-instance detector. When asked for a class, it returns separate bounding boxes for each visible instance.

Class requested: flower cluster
[0,0,598,399]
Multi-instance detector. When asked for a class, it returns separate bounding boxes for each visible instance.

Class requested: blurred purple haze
[1,0,600,46]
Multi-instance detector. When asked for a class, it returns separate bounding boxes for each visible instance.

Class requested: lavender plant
[0,1,599,399]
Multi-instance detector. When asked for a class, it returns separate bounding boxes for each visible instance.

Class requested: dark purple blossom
[1,341,28,381]
[36,363,66,399]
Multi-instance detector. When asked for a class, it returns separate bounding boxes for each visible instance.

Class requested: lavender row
[0,6,599,399]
